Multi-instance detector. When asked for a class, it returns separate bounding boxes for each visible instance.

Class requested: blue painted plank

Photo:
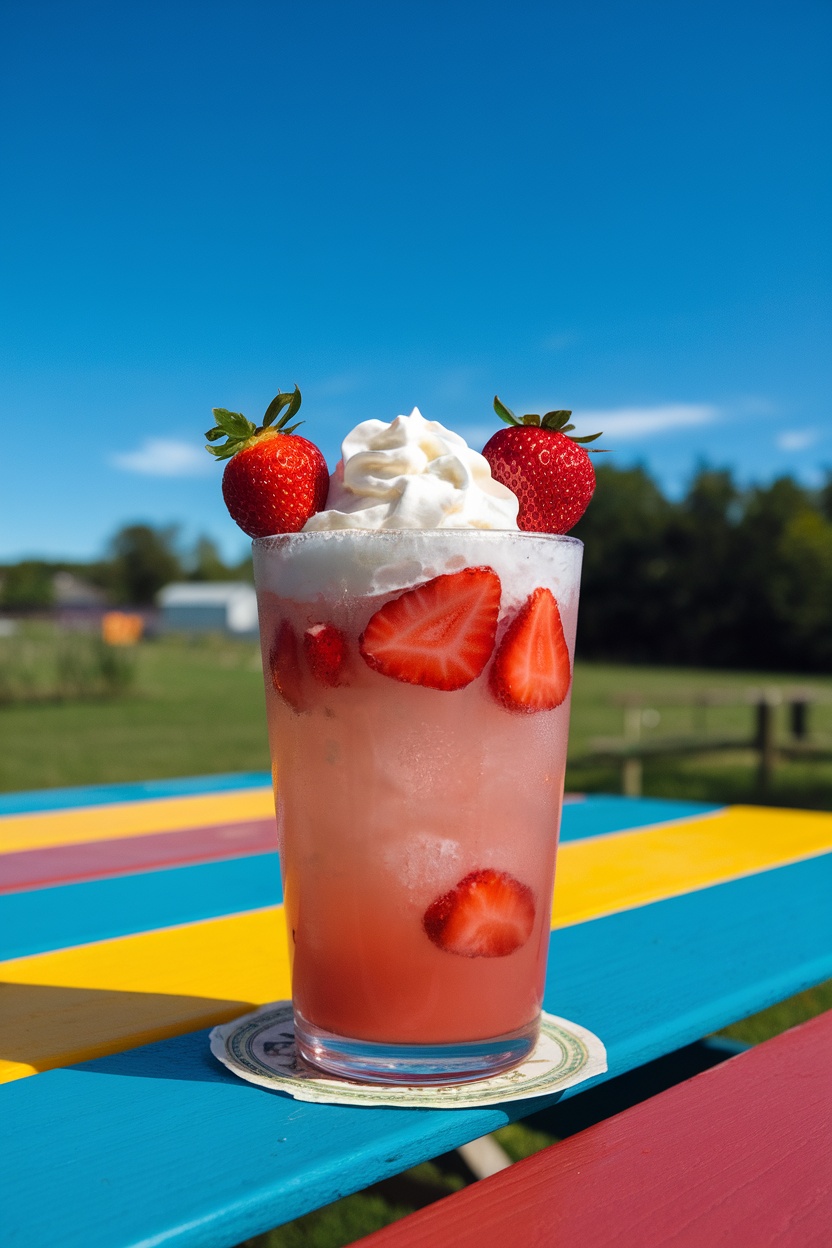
[0,775,711,835]
[3,852,830,1248]
[0,772,273,816]
[557,795,722,843]
[1,796,717,958]
[0,853,283,960]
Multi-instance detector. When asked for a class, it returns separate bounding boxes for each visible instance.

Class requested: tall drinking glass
[253,529,582,1084]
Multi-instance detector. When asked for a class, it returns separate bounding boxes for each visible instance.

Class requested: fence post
[754,691,779,794]
[623,704,642,743]
[622,757,643,798]
[789,698,809,741]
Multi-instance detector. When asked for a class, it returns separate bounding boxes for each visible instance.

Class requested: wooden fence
[587,687,832,797]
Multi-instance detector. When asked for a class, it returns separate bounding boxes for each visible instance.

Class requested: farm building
[157,582,259,637]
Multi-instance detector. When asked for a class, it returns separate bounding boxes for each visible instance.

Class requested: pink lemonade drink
[253,528,582,1084]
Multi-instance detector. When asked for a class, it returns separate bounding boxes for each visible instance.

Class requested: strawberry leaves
[206,409,257,458]
[262,386,302,433]
[569,430,605,445]
[205,386,303,460]
[492,395,605,449]
[494,395,520,426]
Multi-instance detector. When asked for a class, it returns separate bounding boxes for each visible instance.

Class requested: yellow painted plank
[551,804,832,928]
[0,789,276,854]
[0,908,291,1082]
[2,804,831,1083]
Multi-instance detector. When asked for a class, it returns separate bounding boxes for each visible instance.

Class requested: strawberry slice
[423,868,535,958]
[304,622,348,687]
[489,587,571,713]
[269,620,305,711]
[359,567,501,691]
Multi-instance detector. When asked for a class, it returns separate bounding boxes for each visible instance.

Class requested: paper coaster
[209,1002,607,1108]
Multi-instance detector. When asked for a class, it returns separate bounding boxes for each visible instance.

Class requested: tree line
[0,527,251,611]
[572,464,832,672]
[2,466,831,672]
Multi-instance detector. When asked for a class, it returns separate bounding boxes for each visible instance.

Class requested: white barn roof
[157,582,258,635]
[158,582,255,606]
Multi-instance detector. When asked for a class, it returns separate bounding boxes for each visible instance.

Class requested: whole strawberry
[482,397,604,533]
[205,387,329,537]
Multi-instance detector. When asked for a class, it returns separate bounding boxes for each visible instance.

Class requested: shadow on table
[0,980,257,1081]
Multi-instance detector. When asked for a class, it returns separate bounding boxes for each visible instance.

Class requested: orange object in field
[101,612,144,646]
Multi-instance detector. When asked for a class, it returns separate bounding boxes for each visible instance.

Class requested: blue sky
[2,0,830,563]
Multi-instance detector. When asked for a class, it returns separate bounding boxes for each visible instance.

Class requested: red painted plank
[0,819,278,892]
[358,1011,832,1248]
[0,795,587,894]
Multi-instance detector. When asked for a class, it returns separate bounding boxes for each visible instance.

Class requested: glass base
[293,1010,540,1085]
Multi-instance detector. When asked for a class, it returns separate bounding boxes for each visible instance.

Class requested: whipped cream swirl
[303,408,519,531]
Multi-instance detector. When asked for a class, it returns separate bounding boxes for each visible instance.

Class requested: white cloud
[776,429,819,452]
[456,402,719,452]
[111,438,213,477]
[571,403,719,440]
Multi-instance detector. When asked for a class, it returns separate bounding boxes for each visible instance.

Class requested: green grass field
[0,633,270,792]
[567,662,832,809]
[3,632,830,1248]
[2,631,831,805]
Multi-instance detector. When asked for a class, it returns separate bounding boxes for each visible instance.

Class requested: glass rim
[252,529,583,551]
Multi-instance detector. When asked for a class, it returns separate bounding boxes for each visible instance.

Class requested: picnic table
[2,775,831,1247]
